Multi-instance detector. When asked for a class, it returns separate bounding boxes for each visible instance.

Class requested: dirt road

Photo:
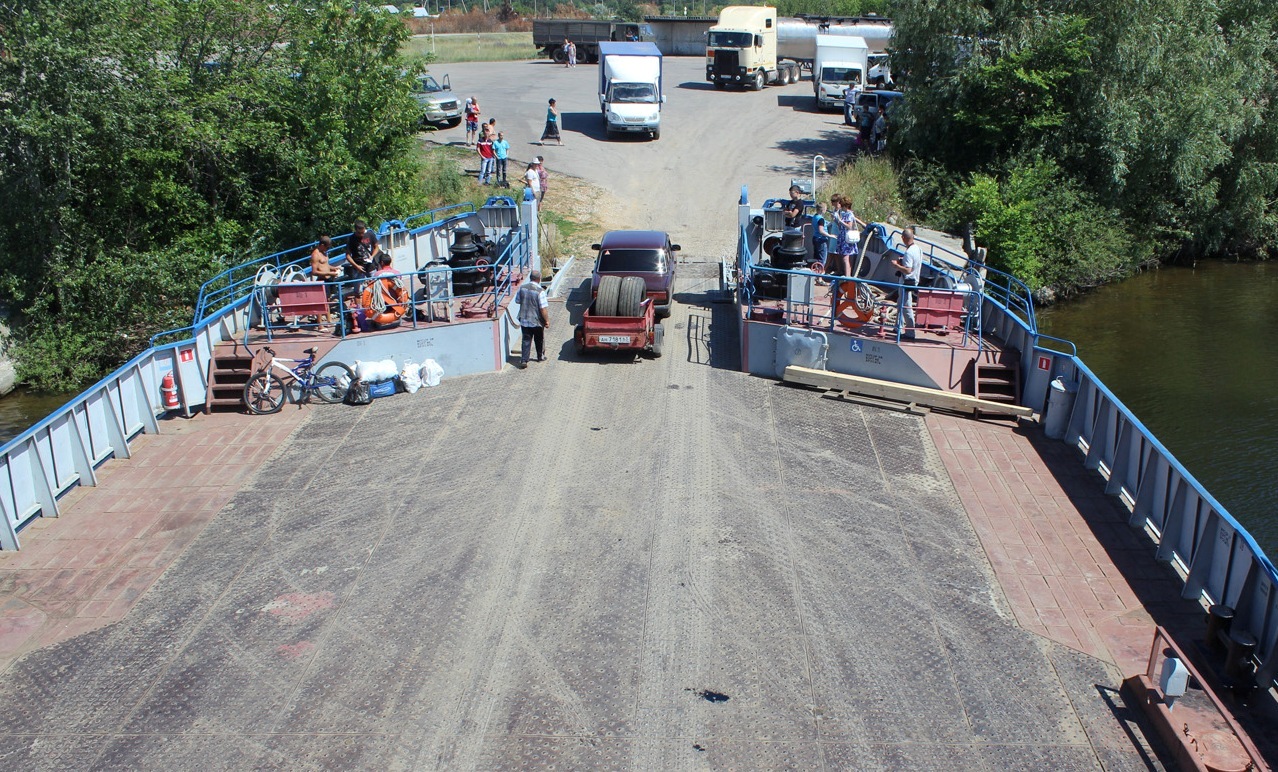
[430,57,854,259]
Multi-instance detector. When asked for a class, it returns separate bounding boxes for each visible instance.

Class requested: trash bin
[1043,377,1077,440]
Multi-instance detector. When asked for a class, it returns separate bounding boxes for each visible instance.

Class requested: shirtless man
[310,236,340,281]
[310,236,341,332]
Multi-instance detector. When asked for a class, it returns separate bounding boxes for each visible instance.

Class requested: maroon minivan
[590,230,681,318]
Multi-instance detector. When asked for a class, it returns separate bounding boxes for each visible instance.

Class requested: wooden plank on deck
[783,365,1034,418]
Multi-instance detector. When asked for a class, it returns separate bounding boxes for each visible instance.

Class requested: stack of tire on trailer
[594,275,647,318]
[587,274,663,357]
[447,227,495,297]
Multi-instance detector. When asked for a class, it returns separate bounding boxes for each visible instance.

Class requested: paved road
[0,60,1163,769]
[430,57,854,259]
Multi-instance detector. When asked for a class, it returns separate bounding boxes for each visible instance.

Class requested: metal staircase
[973,355,1021,413]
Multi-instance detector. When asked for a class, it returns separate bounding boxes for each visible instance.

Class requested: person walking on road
[515,271,550,368]
[540,99,563,146]
[565,39,577,68]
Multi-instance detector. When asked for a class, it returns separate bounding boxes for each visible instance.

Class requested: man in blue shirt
[493,132,510,187]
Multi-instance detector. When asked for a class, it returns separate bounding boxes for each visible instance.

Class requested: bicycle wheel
[313,361,355,404]
[244,372,287,414]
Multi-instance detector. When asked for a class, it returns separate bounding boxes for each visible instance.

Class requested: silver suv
[413,74,462,128]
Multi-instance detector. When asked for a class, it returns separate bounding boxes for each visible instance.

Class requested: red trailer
[574,276,664,358]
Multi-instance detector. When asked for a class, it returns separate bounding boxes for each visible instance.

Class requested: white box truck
[598,41,664,140]
[814,34,869,111]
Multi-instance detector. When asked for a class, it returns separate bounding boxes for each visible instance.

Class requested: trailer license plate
[599,335,631,344]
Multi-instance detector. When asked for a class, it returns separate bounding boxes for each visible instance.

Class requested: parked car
[590,230,681,318]
[412,74,462,128]
[845,89,903,129]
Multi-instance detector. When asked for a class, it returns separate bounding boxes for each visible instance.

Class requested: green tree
[889,0,1278,295]
[0,0,428,388]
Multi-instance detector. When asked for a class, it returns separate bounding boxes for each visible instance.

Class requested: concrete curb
[546,255,576,299]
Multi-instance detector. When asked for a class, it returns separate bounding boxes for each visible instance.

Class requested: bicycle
[243,346,355,415]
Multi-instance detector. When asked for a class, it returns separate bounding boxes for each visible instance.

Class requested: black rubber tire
[596,275,622,317]
[752,71,765,91]
[552,47,567,64]
[446,117,462,128]
[574,325,586,355]
[314,362,355,404]
[651,127,660,140]
[651,323,664,358]
[617,276,645,317]
[244,372,286,414]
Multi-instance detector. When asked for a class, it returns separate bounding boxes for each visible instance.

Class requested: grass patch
[823,155,915,226]
[536,209,589,273]
[403,32,537,64]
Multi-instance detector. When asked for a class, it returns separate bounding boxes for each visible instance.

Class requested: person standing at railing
[811,203,833,285]
[831,194,858,280]
[345,220,380,281]
[782,185,805,229]
[310,235,341,333]
[889,226,922,340]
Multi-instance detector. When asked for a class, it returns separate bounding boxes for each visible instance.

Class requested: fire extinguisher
[161,372,180,410]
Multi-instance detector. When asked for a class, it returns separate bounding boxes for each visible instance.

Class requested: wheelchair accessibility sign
[850,340,863,353]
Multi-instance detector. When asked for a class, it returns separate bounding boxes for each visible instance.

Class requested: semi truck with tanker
[707,7,894,91]
[705,6,801,90]
[598,42,664,140]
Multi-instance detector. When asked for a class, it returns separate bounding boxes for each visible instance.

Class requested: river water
[1037,261,1278,559]
[0,388,79,447]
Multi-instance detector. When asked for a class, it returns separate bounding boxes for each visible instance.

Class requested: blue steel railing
[867,222,1037,332]
[737,217,1278,689]
[742,260,984,347]
[251,218,530,341]
[2,200,528,552]
[1033,342,1278,690]
[193,203,477,323]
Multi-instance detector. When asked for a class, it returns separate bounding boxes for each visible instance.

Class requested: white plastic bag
[400,359,422,394]
[356,358,397,383]
[420,359,444,388]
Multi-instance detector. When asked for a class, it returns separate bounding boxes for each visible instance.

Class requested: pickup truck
[590,230,680,318]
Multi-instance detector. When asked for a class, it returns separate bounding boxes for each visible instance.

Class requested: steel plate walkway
[0,276,1164,769]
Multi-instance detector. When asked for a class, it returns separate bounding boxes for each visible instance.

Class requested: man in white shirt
[515,271,550,368]
[889,226,922,339]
